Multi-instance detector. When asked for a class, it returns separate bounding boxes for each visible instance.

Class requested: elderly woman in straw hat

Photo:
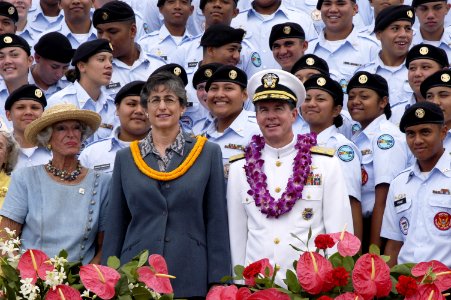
[0,104,111,264]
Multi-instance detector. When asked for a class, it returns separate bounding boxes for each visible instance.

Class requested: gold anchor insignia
[35,89,43,98]
[306,57,315,66]
[174,67,182,76]
[205,69,212,77]
[283,26,291,35]
[262,73,279,88]
[358,74,368,84]
[415,108,425,118]
[441,73,450,82]
[108,43,114,50]
[8,7,15,15]
[317,77,326,86]
[102,12,108,21]
[3,36,12,43]
[419,46,429,55]
[229,70,237,79]
[407,10,413,18]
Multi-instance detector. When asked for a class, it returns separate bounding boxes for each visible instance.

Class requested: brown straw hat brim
[24,104,101,145]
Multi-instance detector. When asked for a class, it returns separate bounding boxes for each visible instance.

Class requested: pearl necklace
[45,160,82,181]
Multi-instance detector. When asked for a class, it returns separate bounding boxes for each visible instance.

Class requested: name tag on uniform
[107,82,121,89]
[394,198,407,207]
[433,189,450,195]
[94,163,110,171]
[343,61,362,67]
[99,123,114,130]
[188,61,198,68]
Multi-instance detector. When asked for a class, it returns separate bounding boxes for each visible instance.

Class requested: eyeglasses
[147,98,179,108]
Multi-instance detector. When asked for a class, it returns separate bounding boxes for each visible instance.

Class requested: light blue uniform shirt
[0,167,110,264]
[389,95,416,127]
[231,2,318,70]
[351,114,412,216]
[0,80,11,128]
[412,27,451,62]
[28,71,70,99]
[138,24,194,63]
[15,147,52,170]
[47,81,118,143]
[27,4,64,34]
[17,22,40,49]
[318,125,362,201]
[358,55,413,108]
[103,44,166,100]
[39,20,97,49]
[445,130,451,152]
[381,151,451,267]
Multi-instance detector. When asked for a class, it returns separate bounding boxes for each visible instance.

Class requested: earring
[46,144,52,151]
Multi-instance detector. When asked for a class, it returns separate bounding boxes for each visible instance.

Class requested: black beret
[412,0,446,7]
[290,54,329,76]
[374,5,415,32]
[93,1,135,28]
[0,2,18,23]
[346,71,389,98]
[200,0,238,10]
[205,65,247,92]
[304,74,343,106]
[269,22,305,49]
[420,69,451,98]
[34,32,74,64]
[317,0,356,10]
[399,101,444,132]
[406,44,449,68]
[5,84,46,111]
[115,80,145,104]
[0,33,30,55]
[200,24,245,47]
[151,64,188,86]
[192,63,223,88]
[72,39,113,66]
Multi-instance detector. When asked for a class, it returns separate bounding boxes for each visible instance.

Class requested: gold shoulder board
[310,146,335,157]
[229,153,245,163]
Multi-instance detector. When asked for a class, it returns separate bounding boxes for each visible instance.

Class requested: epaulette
[229,153,245,164]
[310,146,335,157]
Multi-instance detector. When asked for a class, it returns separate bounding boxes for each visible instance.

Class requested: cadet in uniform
[303,74,363,242]
[27,0,64,35]
[0,2,18,35]
[347,71,412,250]
[227,69,353,286]
[93,1,166,100]
[80,81,150,173]
[382,101,451,267]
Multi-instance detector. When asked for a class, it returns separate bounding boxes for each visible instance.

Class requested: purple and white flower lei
[244,133,317,218]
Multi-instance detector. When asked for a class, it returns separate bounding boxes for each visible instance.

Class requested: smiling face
[347,88,387,128]
[49,120,83,157]
[78,51,113,87]
[302,89,341,132]
[376,20,413,59]
[0,47,33,83]
[3,0,32,21]
[146,85,185,131]
[206,81,246,122]
[321,0,357,36]
[59,0,92,24]
[6,100,44,134]
[407,59,442,95]
[202,0,239,27]
[272,38,308,71]
[206,42,242,66]
[426,86,451,128]
[116,95,150,141]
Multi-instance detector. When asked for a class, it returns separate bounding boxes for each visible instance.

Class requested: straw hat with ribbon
[24,104,101,145]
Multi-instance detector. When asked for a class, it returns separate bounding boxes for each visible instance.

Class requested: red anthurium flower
[297,251,334,295]
[243,258,274,286]
[137,254,174,294]
[18,249,54,284]
[330,229,361,257]
[411,260,451,292]
[396,275,418,297]
[206,285,238,300]
[246,288,290,300]
[236,287,252,300]
[79,264,120,300]
[317,296,334,300]
[334,292,365,300]
[330,266,350,287]
[314,234,336,250]
[405,283,447,300]
[352,253,392,300]
[45,284,81,300]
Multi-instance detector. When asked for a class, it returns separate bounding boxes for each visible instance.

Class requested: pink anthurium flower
[17,249,54,284]
[330,225,361,257]
[334,292,365,300]
[137,254,174,294]
[352,253,392,300]
[206,285,238,300]
[297,251,334,295]
[405,283,447,300]
[236,287,252,300]
[245,288,290,300]
[45,284,82,300]
[79,264,120,300]
[411,260,451,292]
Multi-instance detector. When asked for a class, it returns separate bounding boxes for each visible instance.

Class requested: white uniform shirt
[27,4,64,34]
[412,27,451,62]
[28,71,70,99]
[381,151,451,267]
[389,95,416,127]
[445,130,451,152]
[352,114,412,216]
[39,20,98,49]
[15,147,52,170]
[227,136,353,286]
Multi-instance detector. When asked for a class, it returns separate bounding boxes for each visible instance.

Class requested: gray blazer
[102,135,231,298]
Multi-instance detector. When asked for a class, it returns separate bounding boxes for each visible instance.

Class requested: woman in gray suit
[102,71,231,299]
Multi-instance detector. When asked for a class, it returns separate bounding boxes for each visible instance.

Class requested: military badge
[173,67,182,76]
[419,46,429,55]
[262,73,279,88]
[377,134,395,150]
[337,145,354,162]
[251,52,262,67]
[283,26,291,34]
[407,10,413,18]
[415,108,425,118]
[434,212,451,231]
[302,208,314,220]
[306,57,315,66]
[8,7,15,15]
[205,69,213,77]
[229,70,238,79]
[361,167,368,185]
[102,12,109,21]
[3,36,12,43]
[317,77,326,86]
[441,73,450,83]
[35,89,43,98]
[358,74,368,84]
[399,216,409,235]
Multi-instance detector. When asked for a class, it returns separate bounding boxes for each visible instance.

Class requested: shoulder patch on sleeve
[229,153,245,163]
[337,145,355,162]
[310,146,335,157]
[377,134,395,150]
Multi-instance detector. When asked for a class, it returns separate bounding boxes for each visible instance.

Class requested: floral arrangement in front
[207,228,451,300]
[0,229,174,299]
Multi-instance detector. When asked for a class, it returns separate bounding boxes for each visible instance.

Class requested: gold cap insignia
[102,12,109,21]
[204,69,212,77]
[407,10,413,18]
[283,26,291,35]
[229,70,237,80]
[358,74,368,84]
[8,7,15,15]
[317,77,326,86]
[173,67,182,76]
[415,108,425,118]
[262,73,279,89]
[441,73,450,82]
[3,36,12,43]
[306,57,315,66]
[108,43,114,51]
[35,89,43,98]
[419,46,429,55]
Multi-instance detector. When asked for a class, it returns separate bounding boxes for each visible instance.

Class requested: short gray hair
[35,121,94,148]
[140,71,187,109]
[0,131,19,174]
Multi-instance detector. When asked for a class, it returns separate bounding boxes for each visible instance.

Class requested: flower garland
[244,133,317,218]
[130,136,207,181]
